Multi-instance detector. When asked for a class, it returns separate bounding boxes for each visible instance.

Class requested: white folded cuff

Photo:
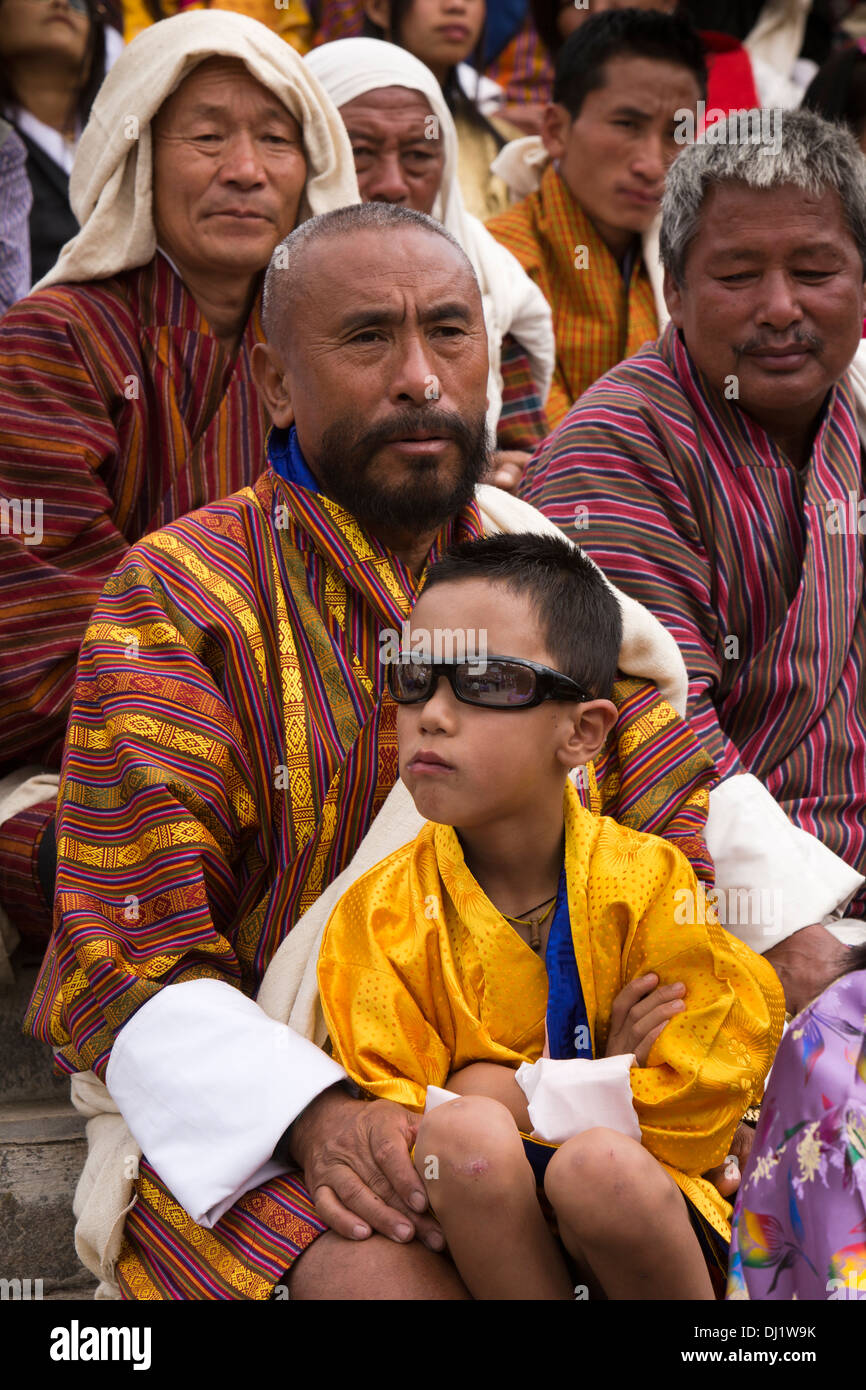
[424,1085,461,1113]
[514,1054,641,1146]
[106,978,346,1228]
[705,773,865,953]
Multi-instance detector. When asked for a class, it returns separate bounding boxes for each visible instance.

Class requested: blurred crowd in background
[5,0,866,304]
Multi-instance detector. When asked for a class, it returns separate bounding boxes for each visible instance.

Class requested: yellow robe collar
[433,779,597,1054]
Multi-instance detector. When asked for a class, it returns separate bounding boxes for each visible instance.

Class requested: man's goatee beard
[310,407,492,533]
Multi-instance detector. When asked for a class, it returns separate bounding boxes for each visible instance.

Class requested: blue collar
[267,426,320,494]
[545,866,592,1061]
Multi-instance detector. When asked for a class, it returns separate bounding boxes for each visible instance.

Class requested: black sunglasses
[386,656,593,710]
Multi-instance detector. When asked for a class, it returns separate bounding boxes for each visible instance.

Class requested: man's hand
[762,921,844,1016]
[288,1084,444,1251]
[703,1122,755,1199]
[605,973,685,1065]
[489,449,532,493]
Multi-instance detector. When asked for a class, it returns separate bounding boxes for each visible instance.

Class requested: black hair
[529,0,570,61]
[0,0,109,131]
[553,8,706,119]
[802,43,866,143]
[421,533,622,699]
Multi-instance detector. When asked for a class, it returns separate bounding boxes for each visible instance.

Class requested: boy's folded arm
[621,849,786,1175]
[317,949,453,1113]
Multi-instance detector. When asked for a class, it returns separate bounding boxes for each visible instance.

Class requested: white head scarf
[306,36,554,436]
[38,11,360,290]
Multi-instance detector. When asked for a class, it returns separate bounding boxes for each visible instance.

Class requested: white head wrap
[38,10,360,290]
[306,36,554,436]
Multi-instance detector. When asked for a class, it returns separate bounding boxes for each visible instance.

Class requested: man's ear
[250,341,295,429]
[558,699,619,770]
[540,102,573,162]
[663,267,684,329]
[363,0,390,32]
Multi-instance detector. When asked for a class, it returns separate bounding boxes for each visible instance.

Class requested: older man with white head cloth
[306,36,555,487]
[0,11,358,957]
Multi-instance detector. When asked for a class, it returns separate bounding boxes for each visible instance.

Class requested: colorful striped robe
[522,322,866,916]
[23,464,717,1297]
[0,252,268,937]
[486,163,658,429]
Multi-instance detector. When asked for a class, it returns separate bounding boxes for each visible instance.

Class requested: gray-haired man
[522,107,866,1013]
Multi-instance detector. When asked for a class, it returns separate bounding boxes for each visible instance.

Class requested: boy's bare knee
[415,1095,524,1190]
[544,1126,676,1215]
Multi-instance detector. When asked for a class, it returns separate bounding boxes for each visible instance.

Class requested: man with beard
[25,203,721,1300]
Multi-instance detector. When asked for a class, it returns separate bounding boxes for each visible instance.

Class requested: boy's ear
[558,699,619,770]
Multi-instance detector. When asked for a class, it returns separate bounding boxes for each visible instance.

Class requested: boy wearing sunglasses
[317,533,784,1300]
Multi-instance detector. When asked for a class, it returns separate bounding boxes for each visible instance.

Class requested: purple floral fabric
[727,968,866,1300]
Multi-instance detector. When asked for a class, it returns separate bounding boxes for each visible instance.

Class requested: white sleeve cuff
[105,978,346,1228]
[514,1054,641,1145]
[705,773,865,953]
[424,1085,461,1112]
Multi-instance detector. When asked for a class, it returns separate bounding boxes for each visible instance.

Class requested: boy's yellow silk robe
[318,782,785,1236]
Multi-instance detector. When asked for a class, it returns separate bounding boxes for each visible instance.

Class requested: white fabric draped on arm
[105,979,345,1229]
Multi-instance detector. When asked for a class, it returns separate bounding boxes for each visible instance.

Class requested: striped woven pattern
[589,677,715,886]
[0,253,268,936]
[497,330,550,451]
[23,472,485,1078]
[483,13,553,110]
[116,1159,325,1300]
[523,322,866,910]
[486,164,658,429]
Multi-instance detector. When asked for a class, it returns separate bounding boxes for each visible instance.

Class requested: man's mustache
[347,408,483,459]
[733,329,824,355]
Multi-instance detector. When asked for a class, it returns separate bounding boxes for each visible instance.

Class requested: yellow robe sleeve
[317,847,454,1112]
[587,822,785,1179]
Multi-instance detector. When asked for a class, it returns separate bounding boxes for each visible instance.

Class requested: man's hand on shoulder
[285,1083,445,1252]
[762,921,845,1017]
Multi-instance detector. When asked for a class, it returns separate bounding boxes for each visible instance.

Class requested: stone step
[0,1097,90,1289]
[42,1269,100,1300]
[0,958,69,1105]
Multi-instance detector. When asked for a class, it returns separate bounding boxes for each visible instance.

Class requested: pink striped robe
[0,252,268,938]
[522,322,866,914]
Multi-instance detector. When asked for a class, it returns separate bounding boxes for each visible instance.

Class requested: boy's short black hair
[553,9,707,121]
[420,533,622,699]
